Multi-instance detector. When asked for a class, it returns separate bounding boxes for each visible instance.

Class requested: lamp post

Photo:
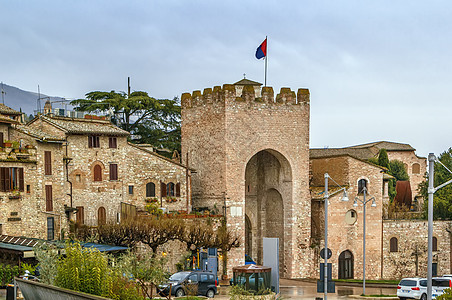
[324,173,349,300]
[427,153,452,300]
[353,186,376,296]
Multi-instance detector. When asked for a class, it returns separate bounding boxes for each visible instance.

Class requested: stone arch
[244,149,292,277]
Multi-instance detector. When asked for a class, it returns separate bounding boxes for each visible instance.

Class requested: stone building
[181,80,311,278]
[311,143,449,280]
[0,109,191,241]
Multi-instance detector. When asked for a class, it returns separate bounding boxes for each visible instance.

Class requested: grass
[334,279,399,285]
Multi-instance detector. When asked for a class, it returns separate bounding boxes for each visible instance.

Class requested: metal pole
[324,173,328,300]
[363,187,366,296]
[427,153,435,300]
[264,36,268,87]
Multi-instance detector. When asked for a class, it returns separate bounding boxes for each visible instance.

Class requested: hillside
[0,82,67,115]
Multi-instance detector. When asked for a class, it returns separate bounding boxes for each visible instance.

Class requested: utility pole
[128,77,131,98]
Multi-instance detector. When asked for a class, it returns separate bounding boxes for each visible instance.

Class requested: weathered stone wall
[181,85,311,278]
[311,155,384,279]
[1,130,67,240]
[383,219,451,279]
[66,135,189,226]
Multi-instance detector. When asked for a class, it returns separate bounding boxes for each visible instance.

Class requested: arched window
[390,237,398,252]
[146,182,156,197]
[358,179,368,194]
[98,207,106,226]
[167,182,175,197]
[93,165,102,181]
[433,236,438,251]
[412,163,421,174]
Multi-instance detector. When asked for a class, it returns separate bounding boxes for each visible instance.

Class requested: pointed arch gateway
[244,149,292,277]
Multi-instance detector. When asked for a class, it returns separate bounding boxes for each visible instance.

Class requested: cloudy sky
[1,0,451,158]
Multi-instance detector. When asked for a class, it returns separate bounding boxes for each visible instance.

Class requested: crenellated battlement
[181,84,310,109]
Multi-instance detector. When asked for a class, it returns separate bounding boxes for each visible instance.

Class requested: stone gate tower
[181,80,311,278]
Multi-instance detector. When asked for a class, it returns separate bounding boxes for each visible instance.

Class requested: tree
[71,91,181,156]
[140,216,184,255]
[420,148,452,220]
[378,149,390,170]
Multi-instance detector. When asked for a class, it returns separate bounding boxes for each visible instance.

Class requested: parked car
[158,271,217,298]
[397,278,427,300]
[397,277,452,300]
[432,277,452,298]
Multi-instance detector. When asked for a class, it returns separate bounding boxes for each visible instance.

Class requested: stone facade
[181,83,311,278]
[310,155,385,280]
[0,111,191,240]
[382,220,451,279]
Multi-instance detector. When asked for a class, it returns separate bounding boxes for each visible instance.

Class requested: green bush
[0,264,20,286]
[436,288,452,299]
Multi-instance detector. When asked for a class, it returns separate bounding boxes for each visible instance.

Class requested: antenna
[128,77,131,98]
[37,85,41,113]
[1,82,5,104]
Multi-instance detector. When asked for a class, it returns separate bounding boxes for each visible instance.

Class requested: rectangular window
[45,185,53,211]
[109,164,118,180]
[26,185,30,193]
[44,151,52,175]
[0,132,3,147]
[76,206,85,225]
[128,185,134,195]
[47,217,54,240]
[176,182,181,197]
[0,167,24,192]
[88,136,100,148]
[109,137,117,148]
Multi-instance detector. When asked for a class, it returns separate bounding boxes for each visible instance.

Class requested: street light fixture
[353,185,376,296]
[427,153,452,300]
[323,173,349,300]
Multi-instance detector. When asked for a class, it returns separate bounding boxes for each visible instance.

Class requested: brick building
[0,109,191,241]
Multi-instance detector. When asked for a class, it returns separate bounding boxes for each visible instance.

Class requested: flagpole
[264,36,268,87]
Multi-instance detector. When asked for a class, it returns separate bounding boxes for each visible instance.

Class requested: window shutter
[44,151,52,175]
[0,168,5,192]
[0,132,3,147]
[161,182,167,197]
[4,168,10,192]
[176,183,181,197]
[88,136,93,148]
[18,168,24,191]
[110,164,118,180]
[94,165,102,181]
[98,207,106,226]
[76,206,85,224]
[45,185,53,211]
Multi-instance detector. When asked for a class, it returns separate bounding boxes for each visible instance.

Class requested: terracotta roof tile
[15,124,65,142]
[41,115,130,136]
[0,104,21,115]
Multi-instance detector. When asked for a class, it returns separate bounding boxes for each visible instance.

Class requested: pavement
[215,279,398,299]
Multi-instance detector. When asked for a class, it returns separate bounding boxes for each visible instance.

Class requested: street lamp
[353,185,376,296]
[323,173,349,300]
[427,153,452,300]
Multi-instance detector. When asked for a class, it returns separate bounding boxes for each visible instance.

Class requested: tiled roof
[311,141,416,160]
[310,147,378,160]
[15,124,65,142]
[233,78,262,86]
[348,141,415,151]
[41,115,130,136]
[0,104,21,115]
[0,115,19,124]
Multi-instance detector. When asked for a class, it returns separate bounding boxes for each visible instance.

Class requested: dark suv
[158,271,217,298]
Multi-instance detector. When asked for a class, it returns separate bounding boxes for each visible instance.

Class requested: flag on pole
[255,38,267,59]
